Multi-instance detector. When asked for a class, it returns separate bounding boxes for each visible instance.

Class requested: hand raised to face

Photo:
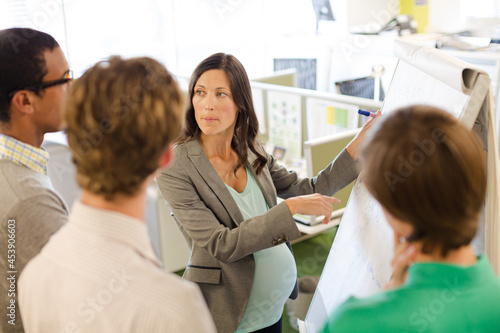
[383,232,418,291]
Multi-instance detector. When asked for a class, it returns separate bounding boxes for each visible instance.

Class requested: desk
[155,188,343,271]
[292,216,342,245]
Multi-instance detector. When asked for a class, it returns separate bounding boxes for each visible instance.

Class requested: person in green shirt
[322,105,500,333]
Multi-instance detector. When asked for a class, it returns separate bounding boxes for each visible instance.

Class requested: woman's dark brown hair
[177,53,267,174]
[360,105,486,257]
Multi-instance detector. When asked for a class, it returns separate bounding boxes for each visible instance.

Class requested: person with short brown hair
[19,56,216,332]
[321,105,500,332]
[364,105,486,257]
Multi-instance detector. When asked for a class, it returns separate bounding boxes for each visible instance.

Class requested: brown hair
[177,53,267,174]
[360,105,486,256]
[65,56,184,199]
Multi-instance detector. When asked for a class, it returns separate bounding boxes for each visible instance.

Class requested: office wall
[170,0,317,79]
[0,0,400,92]
[337,0,400,29]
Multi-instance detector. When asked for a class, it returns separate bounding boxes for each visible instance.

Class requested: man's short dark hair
[0,28,59,123]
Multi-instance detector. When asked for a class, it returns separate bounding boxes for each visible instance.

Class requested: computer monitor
[251,68,298,88]
[311,0,335,22]
[274,58,317,90]
[335,76,385,101]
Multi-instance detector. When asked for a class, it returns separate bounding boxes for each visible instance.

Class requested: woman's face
[193,69,239,140]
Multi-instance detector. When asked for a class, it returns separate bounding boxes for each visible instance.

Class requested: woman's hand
[285,193,341,224]
[383,232,418,290]
[346,110,382,161]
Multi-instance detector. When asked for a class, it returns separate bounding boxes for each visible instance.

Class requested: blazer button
[277,237,283,244]
[284,236,289,242]
[272,240,278,246]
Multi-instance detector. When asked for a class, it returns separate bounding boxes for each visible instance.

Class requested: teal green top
[321,255,500,333]
[227,167,297,333]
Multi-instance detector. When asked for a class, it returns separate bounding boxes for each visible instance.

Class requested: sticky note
[335,108,348,128]
[326,106,335,124]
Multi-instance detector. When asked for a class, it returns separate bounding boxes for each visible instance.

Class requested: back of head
[361,105,486,256]
[0,28,59,122]
[65,56,184,200]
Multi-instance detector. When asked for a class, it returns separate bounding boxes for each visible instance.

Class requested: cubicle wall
[249,81,382,163]
[303,129,361,218]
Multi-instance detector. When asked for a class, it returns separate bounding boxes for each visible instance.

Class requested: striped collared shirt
[19,202,217,332]
[0,134,49,175]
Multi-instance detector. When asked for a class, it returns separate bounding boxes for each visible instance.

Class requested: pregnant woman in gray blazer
[156,53,378,333]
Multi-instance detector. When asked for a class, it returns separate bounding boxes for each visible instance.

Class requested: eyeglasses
[8,70,74,100]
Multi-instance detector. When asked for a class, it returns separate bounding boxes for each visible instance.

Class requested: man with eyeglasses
[0,28,71,333]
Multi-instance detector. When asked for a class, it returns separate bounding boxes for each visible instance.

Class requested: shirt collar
[0,134,49,175]
[406,255,493,288]
[69,201,161,267]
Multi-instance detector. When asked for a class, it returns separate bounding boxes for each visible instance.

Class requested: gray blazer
[156,139,358,333]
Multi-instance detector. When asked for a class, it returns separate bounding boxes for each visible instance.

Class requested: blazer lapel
[246,149,278,209]
[185,140,244,226]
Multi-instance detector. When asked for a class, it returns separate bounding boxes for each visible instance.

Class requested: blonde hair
[65,56,184,199]
[361,105,486,256]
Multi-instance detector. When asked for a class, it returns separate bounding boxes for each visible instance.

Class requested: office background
[3,1,500,331]
[1,0,499,90]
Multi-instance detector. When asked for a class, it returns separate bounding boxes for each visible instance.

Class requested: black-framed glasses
[8,70,74,100]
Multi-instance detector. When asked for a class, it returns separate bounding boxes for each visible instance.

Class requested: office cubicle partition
[249,81,382,162]
[303,129,361,218]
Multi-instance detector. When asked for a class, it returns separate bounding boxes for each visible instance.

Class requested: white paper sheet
[394,38,486,94]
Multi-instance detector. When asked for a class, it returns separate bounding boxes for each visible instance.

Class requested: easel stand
[465,72,500,275]
[482,86,500,274]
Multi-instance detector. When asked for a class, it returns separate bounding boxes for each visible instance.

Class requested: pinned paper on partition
[306,99,359,140]
[267,91,302,161]
[325,106,349,128]
[326,106,335,124]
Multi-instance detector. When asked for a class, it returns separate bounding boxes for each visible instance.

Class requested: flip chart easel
[300,39,500,333]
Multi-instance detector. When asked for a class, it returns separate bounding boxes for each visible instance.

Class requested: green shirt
[321,255,500,333]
